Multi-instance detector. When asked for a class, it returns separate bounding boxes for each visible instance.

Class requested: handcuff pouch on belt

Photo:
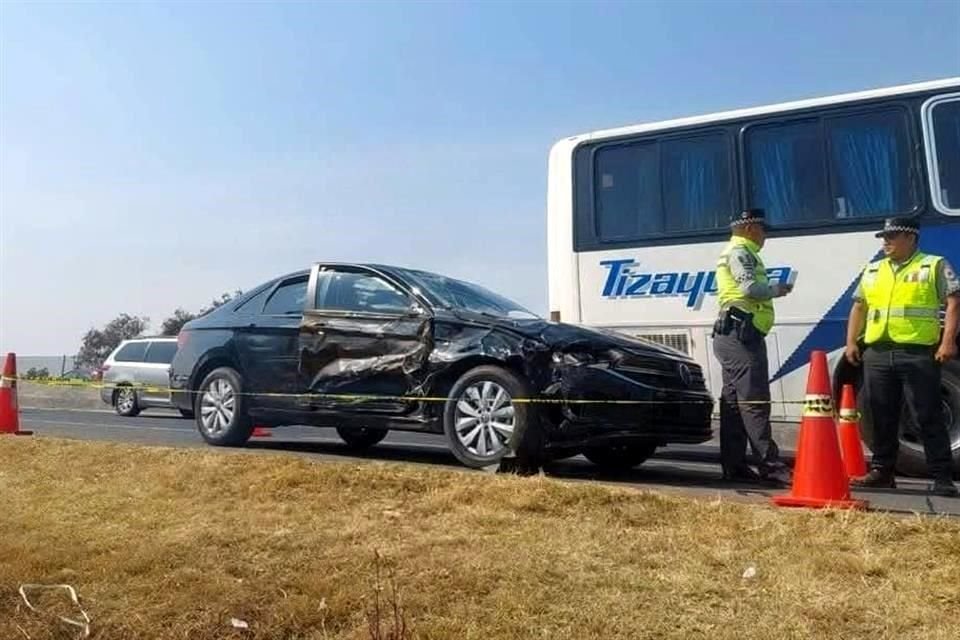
[712,306,763,342]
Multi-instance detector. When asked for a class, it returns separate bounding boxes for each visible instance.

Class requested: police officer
[844,217,959,497]
[713,208,793,485]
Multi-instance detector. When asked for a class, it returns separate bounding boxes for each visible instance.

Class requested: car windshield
[401,269,539,320]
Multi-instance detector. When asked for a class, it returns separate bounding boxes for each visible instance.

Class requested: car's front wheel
[443,365,532,469]
[114,385,140,417]
[583,442,658,471]
[195,367,252,446]
[336,426,388,450]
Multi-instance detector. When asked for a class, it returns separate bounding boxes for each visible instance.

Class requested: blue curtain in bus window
[747,120,827,225]
[595,143,662,240]
[933,100,960,209]
[828,110,912,218]
[662,134,731,233]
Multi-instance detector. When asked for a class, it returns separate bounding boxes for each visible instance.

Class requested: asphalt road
[18,406,960,517]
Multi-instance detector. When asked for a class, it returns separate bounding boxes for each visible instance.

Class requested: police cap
[730,208,766,228]
[875,217,919,238]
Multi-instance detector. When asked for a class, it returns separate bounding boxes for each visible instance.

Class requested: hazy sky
[1,0,958,354]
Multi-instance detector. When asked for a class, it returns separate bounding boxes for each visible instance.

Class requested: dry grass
[2,437,959,640]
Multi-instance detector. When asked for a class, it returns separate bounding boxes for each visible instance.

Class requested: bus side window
[661,133,732,233]
[745,119,828,226]
[932,100,960,210]
[595,142,661,239]
[826,109,915,219]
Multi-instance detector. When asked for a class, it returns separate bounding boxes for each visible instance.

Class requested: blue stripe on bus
[771,223,960,383]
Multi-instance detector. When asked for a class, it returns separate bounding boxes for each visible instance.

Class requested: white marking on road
[22,419,193,434]
[22,407,117,414]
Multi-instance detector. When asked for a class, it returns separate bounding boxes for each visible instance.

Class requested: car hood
[447,312,692,361]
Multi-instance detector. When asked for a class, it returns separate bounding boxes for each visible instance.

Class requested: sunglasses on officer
[880,230,917,259]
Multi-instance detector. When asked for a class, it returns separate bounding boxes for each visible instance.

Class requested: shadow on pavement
[245,439,464,468]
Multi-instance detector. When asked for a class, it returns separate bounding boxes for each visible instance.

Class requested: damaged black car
[169,263,714,469]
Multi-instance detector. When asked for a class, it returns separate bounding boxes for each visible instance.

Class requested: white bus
[546,78,960,475]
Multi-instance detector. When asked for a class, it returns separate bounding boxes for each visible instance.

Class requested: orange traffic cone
[0,353,33,436]
[251,425,272,438]
[837,384,868,479]
[772,350,866,510]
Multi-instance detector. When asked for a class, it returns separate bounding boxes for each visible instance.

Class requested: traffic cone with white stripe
[837,384,868,479]
[0,353,33,436]
[772,350,866,510]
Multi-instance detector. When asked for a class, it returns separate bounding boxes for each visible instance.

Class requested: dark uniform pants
[713,332,782,472]
[862,344,952,479]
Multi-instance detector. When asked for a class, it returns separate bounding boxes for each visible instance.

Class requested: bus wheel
[892,360,960,477]
[855,359,960,478]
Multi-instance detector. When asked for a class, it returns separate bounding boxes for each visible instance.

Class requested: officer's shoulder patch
[735,250,756,268]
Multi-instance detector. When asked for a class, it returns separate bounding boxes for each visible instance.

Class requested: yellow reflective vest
[716,236,775,334]
[860,251,942,346]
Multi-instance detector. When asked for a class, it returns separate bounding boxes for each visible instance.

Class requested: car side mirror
[408,303,428,317]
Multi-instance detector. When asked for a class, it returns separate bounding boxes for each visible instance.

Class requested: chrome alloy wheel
[454,381,515,459]
[116,387,135,413]
[199,378,236,436]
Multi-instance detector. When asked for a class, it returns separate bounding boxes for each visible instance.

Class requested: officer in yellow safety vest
[845,217,959,497]
[712,208,793,486]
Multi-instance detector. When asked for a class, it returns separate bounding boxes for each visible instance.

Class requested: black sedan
[169,263,713,469]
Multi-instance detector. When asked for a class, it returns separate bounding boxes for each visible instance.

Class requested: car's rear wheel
[583,442,658,471]
[336,426,388,449]
[195,367,252,446]
[114,385,140,417]
[443,366,532,469]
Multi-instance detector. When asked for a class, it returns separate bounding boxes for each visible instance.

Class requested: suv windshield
[401,269,539,320]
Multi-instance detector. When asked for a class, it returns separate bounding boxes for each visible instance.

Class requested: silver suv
[100,337,191,417]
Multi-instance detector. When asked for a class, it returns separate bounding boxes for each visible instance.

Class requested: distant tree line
[73,291,242,370]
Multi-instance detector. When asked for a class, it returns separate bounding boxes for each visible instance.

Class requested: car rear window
[263,277,308,315]
[144,341,178,364]
[114,342,149,363]
[235,286,272,314]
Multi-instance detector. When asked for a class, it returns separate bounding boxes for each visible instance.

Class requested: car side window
[263,277,309,315]
[234,287,272,314]
[114,342,149,363]
[144,341,178,364]
[319,270,412,314]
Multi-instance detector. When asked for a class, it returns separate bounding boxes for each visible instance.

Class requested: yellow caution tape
[6,375,825,407]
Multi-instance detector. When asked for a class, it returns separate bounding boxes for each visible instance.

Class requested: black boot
[759,464,792,487]
[495,456,540,477]
[931,477,959,498]
[851,468,897,489]
[721,464,762,483]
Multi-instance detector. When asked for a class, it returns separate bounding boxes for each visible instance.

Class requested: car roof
[223,262,470,313]
[262,262,440,280]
